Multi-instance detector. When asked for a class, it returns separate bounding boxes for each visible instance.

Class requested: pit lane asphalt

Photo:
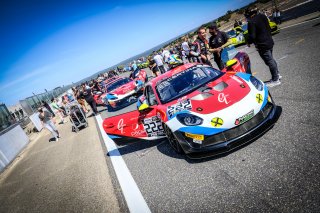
[98,18,320,212]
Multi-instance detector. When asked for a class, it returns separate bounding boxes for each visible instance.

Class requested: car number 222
[142,116,164,137]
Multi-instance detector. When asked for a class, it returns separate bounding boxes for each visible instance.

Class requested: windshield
[106,78,131,92]
[156,66,222,103]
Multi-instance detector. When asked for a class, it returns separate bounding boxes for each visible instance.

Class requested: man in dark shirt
[190,27,212,66]
[208,23,232,70]
[80,83,98,115]
[245,7,281,87]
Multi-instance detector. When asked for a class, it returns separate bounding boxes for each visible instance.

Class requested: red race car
[94,76,145,111]
[103,62,280,159]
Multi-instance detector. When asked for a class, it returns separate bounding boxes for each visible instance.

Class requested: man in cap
[208,23,232,70]
[245,6,281,87]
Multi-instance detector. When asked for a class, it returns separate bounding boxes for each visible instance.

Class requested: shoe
[278,74,282,80]
[265,79,281,87]
[55,138,59,141]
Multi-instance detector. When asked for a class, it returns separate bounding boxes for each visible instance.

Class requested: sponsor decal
[256,93,263,104]
[234,110,254,125]
[142,116,165,137]
[218,93,230,104]
[185,132,204,141]
[211,117,224,127]
[167,99,192,118]
[117,118,125,134]
[131,129,146,137]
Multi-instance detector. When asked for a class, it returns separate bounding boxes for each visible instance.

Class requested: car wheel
[163,124,183,154]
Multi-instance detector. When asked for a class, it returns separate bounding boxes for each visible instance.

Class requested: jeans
[44,120,58,138]
[214,55,224,70]
[87,100,98,114]
[258,48,279,81]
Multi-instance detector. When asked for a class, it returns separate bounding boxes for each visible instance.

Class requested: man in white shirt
[153,51,166,74]
[181,37,191,62]
[161,49,170,63]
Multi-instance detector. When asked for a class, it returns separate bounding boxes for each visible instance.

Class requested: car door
[102,85,165,144]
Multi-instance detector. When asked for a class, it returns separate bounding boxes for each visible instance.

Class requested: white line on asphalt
[95,115,151,213]
[282,0,313,12]
[278,55,288,61]
[281,17,320,29]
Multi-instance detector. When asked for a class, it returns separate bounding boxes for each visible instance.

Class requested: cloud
[0,65,51,90]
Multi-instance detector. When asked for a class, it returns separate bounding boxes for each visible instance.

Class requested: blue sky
[0,0,253,106]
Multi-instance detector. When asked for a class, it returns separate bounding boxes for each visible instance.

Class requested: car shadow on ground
[107,139,165,157]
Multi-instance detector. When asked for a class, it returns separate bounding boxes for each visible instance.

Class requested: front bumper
[173,102,281,159]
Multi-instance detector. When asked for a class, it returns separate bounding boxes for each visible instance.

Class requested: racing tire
[163,124,184,154]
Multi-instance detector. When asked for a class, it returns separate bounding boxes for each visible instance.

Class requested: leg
[214,56,224,70]
[44,121,58,139]
[88,100,98,115]
[258,48,279,81]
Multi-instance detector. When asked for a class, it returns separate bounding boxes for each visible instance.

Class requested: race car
[102,63,281,159]
[94,76,144,111]
[228,21,279,47]
[129,67,148,83]
[137,60,150,69]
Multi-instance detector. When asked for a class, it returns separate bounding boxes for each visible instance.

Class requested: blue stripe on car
[107,94,117,100]
[235,72,251,81]
[108,134,121,139]
[178,126,227,135]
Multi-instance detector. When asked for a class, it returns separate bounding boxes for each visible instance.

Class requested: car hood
[164,74,251,117]
[110,82,136,95]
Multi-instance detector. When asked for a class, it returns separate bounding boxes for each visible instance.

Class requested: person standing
[153,51,166,74]
[245,7,281,87]
[190,27,212,66]
[38,107,60,141]
[80,83,99,115]
[148,56,161,77]
[208,23,232,70]
[181,37,191,63]
[42,101,55,117]
[51,98,66,124]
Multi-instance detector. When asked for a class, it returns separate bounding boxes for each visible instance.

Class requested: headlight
[176,113,203,126]
[250,76,263,91]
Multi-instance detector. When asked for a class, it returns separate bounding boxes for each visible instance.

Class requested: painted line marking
[95,115,151,213]
[278,55,289,61]
[282,0,313,11]
[295,38,305,44]
[281,17,320,29]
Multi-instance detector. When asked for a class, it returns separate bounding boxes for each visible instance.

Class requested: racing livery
[95,76,144,111]
[103,63,280,158]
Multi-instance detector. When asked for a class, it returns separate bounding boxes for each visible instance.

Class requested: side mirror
[138,103,150,111]
[226,59,237,68]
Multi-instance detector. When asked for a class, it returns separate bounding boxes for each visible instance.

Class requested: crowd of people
[144,5,282,87]
[38,5,283,141]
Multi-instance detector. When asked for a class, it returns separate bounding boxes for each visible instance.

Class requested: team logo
[211,117,224,127]
[256,94,263,104]
[218,93,230,104]
[235,110,254,125]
